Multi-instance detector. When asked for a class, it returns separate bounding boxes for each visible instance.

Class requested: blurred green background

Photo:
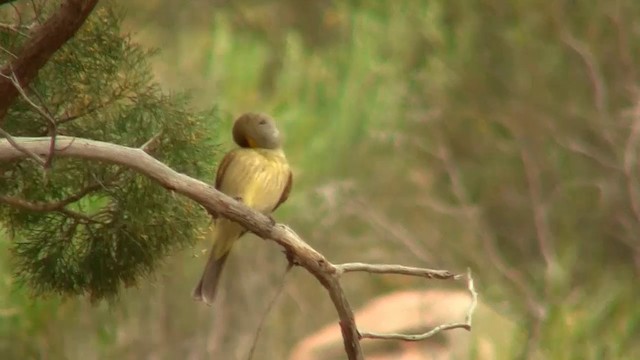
[2,0,640,359]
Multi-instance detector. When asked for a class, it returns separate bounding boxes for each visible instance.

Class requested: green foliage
[0,5,217,301]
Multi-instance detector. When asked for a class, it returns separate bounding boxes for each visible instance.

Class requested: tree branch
[0,0,99,121]
[0,136,473,360]
[359,268,477,341]
[335,263,458,280]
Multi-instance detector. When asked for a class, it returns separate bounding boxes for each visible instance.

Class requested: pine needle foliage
[0,4,218,301]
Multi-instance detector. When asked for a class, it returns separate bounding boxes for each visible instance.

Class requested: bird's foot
[267,215,277,226]
[233,196,244,203]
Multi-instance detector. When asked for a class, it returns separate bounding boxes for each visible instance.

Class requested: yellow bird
[192,113,292,305]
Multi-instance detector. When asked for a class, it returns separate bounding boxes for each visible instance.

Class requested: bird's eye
[259,119,267,125]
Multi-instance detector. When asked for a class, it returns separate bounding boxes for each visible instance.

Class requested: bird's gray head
[232,113,282,149]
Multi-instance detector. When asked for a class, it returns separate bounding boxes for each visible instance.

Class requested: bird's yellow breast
[217,148,290,214]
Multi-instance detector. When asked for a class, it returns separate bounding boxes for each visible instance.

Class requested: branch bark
[0,0,99,121]
[0,136,473,359]
[335,263,458,280]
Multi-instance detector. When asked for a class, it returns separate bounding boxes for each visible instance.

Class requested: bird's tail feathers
[192,219,244,305]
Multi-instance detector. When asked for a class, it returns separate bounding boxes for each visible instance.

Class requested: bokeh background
[2,0,640,359]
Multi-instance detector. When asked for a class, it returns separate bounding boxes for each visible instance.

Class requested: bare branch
[359,323,469,341]
[0,0,99,121]
[335,263,458,280]
[0,136,471,360]
[359,269,477,341]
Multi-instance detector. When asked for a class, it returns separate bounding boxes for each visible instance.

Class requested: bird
[192,112,292,305]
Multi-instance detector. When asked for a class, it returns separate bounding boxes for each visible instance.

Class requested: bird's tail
[192,218,245,305]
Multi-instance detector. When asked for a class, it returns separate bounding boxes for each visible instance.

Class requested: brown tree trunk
[0,0,99,121]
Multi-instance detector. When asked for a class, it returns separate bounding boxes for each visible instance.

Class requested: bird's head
[232,113,282,149]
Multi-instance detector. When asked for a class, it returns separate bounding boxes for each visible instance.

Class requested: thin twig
[464,268,478,325]
[6,2,23,53]
[335,263,459,280]
[349,198,434,263]
[246,264,292,360]
[623,106,640,225]
[0,45,17,58]
[4,71,57,167]
[0,181,108,212]
[0,127,44,165]
[560,33,607,119]
[0,194,102,224]
[0,22,30,37]
[140,132,163,153]
[518,142,557,271]
[29,86,58,162]
[550,134,619,171]
[56,96,121,125]
[359,323,469,341]
[359,269,477,341]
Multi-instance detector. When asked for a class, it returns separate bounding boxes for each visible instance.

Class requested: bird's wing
[215,151,237,190]
[273,170,293,212]
[206,151,238,220]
